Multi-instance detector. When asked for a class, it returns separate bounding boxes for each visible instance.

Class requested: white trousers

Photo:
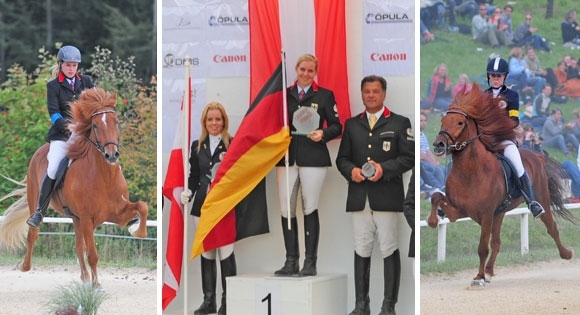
[502,140,525,177]
[192,216,234,260]
[352,202,399,258]
[276,166,327,217]
[46,140,69,179]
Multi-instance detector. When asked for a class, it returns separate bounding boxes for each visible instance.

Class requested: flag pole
[281,50,291,229]
[182,56,192,315]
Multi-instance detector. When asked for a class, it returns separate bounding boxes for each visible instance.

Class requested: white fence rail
[0,216,158,241]
[420,204,580,262]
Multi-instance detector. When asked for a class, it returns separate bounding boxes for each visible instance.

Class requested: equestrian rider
[26,45,95,228]
[485,57,545,218]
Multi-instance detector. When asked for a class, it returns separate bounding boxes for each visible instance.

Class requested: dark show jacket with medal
[276,81,342,167]
[46,72,95,142]
[336,106,415,212]
[187,137,230,217]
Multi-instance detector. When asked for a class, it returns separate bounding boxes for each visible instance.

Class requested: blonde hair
[508,47,523,59]
[295,54,319,72]
[433,63,448,75]
[458,73,470,84]
[197,102,231,151]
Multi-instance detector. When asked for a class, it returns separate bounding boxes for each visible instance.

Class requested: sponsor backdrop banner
[362,0,414,76]
[163,0,249,152]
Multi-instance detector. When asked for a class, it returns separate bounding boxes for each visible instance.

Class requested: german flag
[191,0,289,258]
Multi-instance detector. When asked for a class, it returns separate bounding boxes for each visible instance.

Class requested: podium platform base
[227,273,347,315]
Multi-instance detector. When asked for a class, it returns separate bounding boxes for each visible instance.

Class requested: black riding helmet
[486,57,509,86]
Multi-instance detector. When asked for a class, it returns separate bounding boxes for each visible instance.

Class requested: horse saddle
[495,153,523,215]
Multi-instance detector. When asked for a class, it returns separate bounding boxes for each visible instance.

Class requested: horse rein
[85,109,120,154]
[439,110,482,152]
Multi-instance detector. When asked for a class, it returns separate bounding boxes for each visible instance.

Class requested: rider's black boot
[519,172,545,218]
[26,174,55,228]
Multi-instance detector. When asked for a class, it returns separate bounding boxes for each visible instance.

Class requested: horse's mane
[67,88,117,160]
[449,83,516,153]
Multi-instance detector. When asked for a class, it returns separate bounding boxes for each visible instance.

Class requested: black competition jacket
[276,81,342,167]
[336,107,415,212]
[187,137,230,217]
[45,72,95,141]
[485,85,520,125]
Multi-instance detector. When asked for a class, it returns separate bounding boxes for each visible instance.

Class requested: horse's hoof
[471,279,485,287]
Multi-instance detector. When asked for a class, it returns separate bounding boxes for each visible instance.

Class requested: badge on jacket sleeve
[406,128,414,141]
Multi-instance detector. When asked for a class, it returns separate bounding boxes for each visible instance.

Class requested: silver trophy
[361,162,376,178]
[291,107,320,136]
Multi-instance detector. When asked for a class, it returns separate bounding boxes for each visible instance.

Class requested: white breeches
[276,166,327,218]
[502,140,525,177]
[46,140,69,179]
[351,201,399,258]
[192,216,234,260]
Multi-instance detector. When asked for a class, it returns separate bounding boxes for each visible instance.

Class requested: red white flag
[161,76,192,310]
[279,0,351,127]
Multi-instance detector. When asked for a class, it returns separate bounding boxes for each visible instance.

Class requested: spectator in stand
[566,108,580,144]
[506,47,546,97]
[472,3,511,48]
[531,84,553,131]
[513,13,552,53]
[555,57,580,98]
[453,73,473,98]
[561,160,580,200]
[420,111,446,192]
[561,9,580,47]
[490,7,509,37]
[426,64,453,112]
[541,108,579,157]
[500,5,515,42]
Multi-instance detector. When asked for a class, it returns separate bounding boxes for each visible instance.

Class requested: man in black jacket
[336,75,414,315]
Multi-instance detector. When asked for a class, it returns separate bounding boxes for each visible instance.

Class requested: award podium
[227,273,347,315]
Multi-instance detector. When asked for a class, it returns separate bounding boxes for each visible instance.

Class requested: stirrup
[529,201,545,219]
[26,212,44,228]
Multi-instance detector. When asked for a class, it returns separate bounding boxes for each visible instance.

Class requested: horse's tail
[545,157,578,224]
[0,176,30,251]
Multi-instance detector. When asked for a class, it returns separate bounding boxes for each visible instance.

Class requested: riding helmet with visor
[57,45,81,63]
[486,57,509,85]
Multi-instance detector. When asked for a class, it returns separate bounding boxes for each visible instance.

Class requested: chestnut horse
[426,84,576,284]
[0,88,148,287]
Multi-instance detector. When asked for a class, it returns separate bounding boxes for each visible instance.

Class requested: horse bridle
[438,109,482,152]
[85,109,120,154]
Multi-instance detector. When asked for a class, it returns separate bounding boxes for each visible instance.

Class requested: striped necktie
[299,89,305,100]
[69,79,75,90]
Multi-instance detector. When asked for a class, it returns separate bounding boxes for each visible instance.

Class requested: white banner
[162,0,249,79]
[162,78,207,152]
[362,0,415,77]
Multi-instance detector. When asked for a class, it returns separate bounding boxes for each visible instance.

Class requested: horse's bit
[85,109,120,154]
[438,109,482,152]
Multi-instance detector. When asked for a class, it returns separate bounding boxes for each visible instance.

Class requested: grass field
[419,0,580,275]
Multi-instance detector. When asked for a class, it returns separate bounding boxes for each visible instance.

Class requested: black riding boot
[218,253,237,315]
[349,252,371,315]
[519,173,545,218]
[26,174,56,228]
[274,216,299,276]
[194,257,217,315]
[299,210,319,276]
[378,249,401,315]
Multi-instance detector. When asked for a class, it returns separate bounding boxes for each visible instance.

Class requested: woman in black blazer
[274,54,342,277]
[181,102,236,315]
